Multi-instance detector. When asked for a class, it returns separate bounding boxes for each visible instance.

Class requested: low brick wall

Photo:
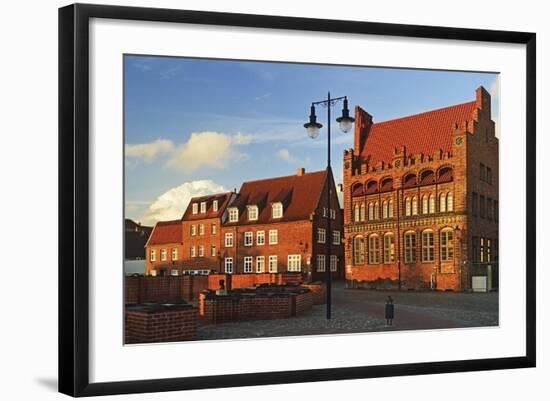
[294,291,314,315]
[300,282,326,305]
[125,303,198,344]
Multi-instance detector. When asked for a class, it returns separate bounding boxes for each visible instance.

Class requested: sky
[124,55,499,226]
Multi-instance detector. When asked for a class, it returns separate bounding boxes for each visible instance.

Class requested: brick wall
[300,282,326,304]
[125,304,198,344]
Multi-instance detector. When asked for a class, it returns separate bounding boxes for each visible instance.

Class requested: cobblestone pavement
[196,281,499,341]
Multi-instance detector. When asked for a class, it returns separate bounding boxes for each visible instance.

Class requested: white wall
[0,0,545,400]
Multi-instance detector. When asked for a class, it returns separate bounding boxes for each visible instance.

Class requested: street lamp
[304,92,354,319]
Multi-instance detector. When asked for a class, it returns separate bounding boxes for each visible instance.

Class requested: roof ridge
[373,100,476,126]
[240,169,325,185]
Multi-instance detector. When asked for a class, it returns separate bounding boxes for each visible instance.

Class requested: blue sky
[124,55,499,225]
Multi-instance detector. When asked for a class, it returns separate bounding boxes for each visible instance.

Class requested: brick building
[145,168,344,280]
[124,219,152,260]
[343,86,498,291]
[144,220,184,276]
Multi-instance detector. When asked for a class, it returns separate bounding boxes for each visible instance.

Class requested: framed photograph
[58,3,536,397]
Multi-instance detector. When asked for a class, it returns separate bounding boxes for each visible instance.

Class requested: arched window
[429,193,435,213]
[403,173,417,188]
[438,167,453,183]
[419,170,435,185]
[382,200,388,219]
[421,230,435,262]
[368,202,374,220]
[440,228,454,261]
[422,195,429,214]
[365,180,378,194]
[405,197,411,216]
[354,204,360,222]
[404,231,416,263]
[412,196,418,215]
[380,178,394,192]
[388,200,394,218]
[351,182,364,196]
[353,236,365,264]
[360,203,366,222]
[374,201,380,220]
[439,193,446,212]
[447,192,454,211]
[368,234,380,264]
[383,233,395,264]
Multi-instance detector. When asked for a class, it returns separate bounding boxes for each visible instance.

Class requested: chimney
[337,184,343,192]
[354,106,373,153]
[296,167,305,176]
[476,85,491,117]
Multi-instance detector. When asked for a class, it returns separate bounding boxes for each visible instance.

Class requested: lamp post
[304,92,354,319]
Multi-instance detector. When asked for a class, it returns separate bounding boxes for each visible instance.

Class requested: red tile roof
[147,220,182,245]
[181,192,233,221]
[360,101,477,163]
[225,170,327,225]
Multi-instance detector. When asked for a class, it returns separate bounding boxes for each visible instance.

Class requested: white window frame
[256,256,265,273]
[190,246,196,258]
[333,230,340,245]
[225,232,234,247]
[171,269,179,276]
[150,249,156,262]
[213,200,218,212]
[200,201,206,213]
[269,229,278,245]
[318,228,326,244]
[317,254,326,272]
[190,224,196,236]
[256,230,265,245]
[171,248,178,261]
[287,255,301,272]
[244,231,253,246]
[248,205,258,221]
[224,257,233,274]
[211,223,217,234]
[198,245,204,257]
[149,269,157,277]
[330,255,338,272]
[272,202,283,218]
[211,244,216,257]
[192,203,198,214]
[228,207,239,222]
[199,223,204,235]
[268,255,278,273]
[160,248,167,261]
[243,256,253,273]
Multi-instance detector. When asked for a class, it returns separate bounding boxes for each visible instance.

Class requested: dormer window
[272,202,283,219]
[200,201,206,213]
[248,205,258,221]
[228,207,239,222]
[192,203,198,214]
[213,200,218,212]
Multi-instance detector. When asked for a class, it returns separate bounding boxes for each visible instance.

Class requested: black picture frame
[59,3,536,397]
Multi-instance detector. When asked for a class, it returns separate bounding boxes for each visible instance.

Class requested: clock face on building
[455,136,463,145]
[394,159,401,168]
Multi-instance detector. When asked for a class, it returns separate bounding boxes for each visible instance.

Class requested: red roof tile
[225,170,327,225]
[147,220,182,245]
[181,192,233,221]
[360,101,477,163]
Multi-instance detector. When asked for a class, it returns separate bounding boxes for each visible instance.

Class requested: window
[323,207,328,217]
[149,269,157,277]
[421,230,435,262]
[199,224,204,235]
[480,237,485,262]
[440,228,454,261]
[192,203,198,214]
[225,232,234,247]
[171,269,179,276]
[269,229,278,244]
[211,223,217,234]
[160,249,167,261]
[330,255,338,272]
[404,231,416,263]
[200,201,206,213]
[330,209,336,220]
[228,207,239,222]
[248,205,258,221]
[422,195,429,214]
[317,254,326,272]
[354,204,360,222]
[257,230,265,245]
[272,202,283,218]
[198,245,204,257]
[360,203,366,221]
[447,192,454,212]
[412,196,418,215]
[318,228,326,243]
[224,257,233,274]
[268,255,278,273]
[244,256,253,273]
[405,197,411,216]
[382,201,388,218]
[480,163,487,181]
[150,249,156,262]
[374,201,380,219]
[383,233,395,264]
[353,236,365,264]
[213,200,218,212]
[211,245,216,257]
[487,239,492,262]
[368,203,374,220]
[472,192,478,216]
[368,234,380,264]
[480,195,486,218]
[333,230,340,245]
[388,200,394,218]
[487,167,492,184]
[171,248,178,261]
[244,231,253,246]
[288,255,301,272]
[439,193,446,212]
[190,224,196,236]
[428,193,435,213]
[190,246,196,258]
[256,256,265,273]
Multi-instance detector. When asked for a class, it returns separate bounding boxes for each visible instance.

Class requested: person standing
[385,296,395,326]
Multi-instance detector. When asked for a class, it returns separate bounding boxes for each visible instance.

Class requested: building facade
[145,220,184,276]
[343,86,498,291]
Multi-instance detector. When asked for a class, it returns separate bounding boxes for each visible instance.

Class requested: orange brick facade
[343,87,498,291]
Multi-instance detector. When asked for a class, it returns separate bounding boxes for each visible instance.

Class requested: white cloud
[275,148,311,167]
[140,180,227,225]
[125,139,173,163]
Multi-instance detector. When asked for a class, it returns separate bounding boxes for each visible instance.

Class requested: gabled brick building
[343,86,498,291]
[145,220,184,276]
